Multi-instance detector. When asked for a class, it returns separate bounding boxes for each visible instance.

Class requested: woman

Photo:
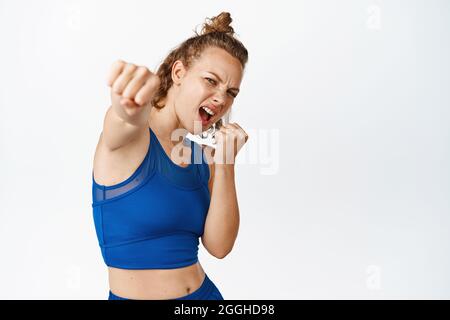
[91,12,249,300]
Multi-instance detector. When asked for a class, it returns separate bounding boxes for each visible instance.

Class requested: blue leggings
[108,273,224,300]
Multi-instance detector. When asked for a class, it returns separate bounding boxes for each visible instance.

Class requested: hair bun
[200,12,235,36]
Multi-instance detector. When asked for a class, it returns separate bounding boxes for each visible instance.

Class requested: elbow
[211,247,232,259]
[204,245,230,259]
[214,251,228,259]
[202,235,235,259]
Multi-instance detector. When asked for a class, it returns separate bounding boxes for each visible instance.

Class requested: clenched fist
[107,60,160,119]
[213,122,249,165]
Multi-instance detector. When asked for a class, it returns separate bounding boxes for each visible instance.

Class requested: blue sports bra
[91,127,211,269]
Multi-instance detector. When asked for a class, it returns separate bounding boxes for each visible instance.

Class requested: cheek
[175,86,199,119]
[181,81,209,105]
[185,79,209,99]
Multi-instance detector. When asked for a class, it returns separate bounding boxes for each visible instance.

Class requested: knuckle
[124,63,137,73]
[112,59,125,68]
[136,91,150,105]
[112,82,121,93]
[134,95,145,105]
[122,89,132,98]
[137,66,151,76]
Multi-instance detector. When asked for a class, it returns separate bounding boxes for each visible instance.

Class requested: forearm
[202,164,240,257]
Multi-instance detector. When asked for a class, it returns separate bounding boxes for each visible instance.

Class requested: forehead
[191,47,243,82]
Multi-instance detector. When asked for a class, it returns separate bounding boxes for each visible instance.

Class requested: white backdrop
[0,0,449,299]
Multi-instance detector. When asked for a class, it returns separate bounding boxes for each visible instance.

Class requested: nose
[212,91,226,107]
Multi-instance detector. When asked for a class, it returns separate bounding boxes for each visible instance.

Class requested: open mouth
[198,106,215,124]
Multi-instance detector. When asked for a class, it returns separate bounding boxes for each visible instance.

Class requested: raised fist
[107,60,160,117]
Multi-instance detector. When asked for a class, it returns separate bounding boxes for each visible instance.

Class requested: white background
[0,0,449,299]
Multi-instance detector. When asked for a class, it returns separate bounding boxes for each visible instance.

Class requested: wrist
[214,163,235,172]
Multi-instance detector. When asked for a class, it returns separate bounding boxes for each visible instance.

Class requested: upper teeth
[202,106,215,116]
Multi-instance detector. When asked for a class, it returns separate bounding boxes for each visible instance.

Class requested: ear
[171,60,187,85]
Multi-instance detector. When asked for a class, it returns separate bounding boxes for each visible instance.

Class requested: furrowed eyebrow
[207,71,240,93]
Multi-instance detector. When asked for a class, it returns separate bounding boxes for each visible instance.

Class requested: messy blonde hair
[151,12,249,119]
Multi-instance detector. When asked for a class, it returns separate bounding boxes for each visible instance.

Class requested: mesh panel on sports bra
[92,142,153,203]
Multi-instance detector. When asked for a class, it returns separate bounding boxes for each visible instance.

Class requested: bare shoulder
[93,128,150,186]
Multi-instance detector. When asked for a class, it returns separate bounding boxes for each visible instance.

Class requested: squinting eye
[205,77,216,85]
[205,77,237,98]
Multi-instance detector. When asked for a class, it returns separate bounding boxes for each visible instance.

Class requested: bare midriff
[108,261,206,300]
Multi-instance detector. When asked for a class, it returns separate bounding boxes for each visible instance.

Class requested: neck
[148,90,187,146]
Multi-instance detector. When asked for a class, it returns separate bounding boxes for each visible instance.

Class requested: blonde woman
[91,12,249,300]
